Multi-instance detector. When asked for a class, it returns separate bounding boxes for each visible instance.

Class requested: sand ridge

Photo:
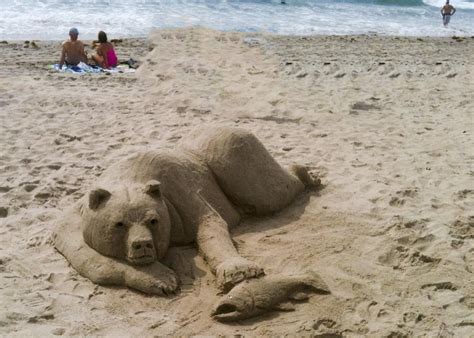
[0,28,473,336]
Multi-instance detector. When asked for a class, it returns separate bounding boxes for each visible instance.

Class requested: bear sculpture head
[81,180,171,265]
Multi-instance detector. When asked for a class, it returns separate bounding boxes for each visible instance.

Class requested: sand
[0,28,473,336]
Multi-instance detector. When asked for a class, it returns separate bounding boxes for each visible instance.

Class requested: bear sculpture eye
[115,222,125,228]
[149,219,158,226]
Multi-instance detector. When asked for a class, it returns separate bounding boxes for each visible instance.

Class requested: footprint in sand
[214,35,228,42]
[455,189,473,200]
[311,318,342,337]
[0,207,8,218]
[397,217,429,229]
[229,35,240,43]
[378,245,440,271]
[388,188,419,207]
[183,65,196,74]
[463,249,473,273]
[46,163,62,170]
[349,101,381,115]
[447,216,474,240]
[160,33,175,40]
[27,234,48,248]
[388,196,405,206]
[175,33,187,41]
[197,67,209,75]
[23,184,37,192]
[350,101,380,111]
[435,63,450,76]
[460,295,474,309]
[323,62,340,75]
[377,62,394,76]
[403,311,426,325]
[421,281,457,292]
[283,62,302,76]
[20,179,39,187]
[34,190,52,200]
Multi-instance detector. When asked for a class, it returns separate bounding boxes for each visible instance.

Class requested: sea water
[0,0,473,40]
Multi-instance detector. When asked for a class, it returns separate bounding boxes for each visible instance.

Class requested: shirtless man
[441,1,456,27]
[59,28,87,69]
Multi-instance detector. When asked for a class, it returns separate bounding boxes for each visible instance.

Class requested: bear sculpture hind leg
[180,127,305,216]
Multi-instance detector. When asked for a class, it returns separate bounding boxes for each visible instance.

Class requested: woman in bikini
[91,31,118,69]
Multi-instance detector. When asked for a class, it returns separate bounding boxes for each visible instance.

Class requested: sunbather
[91,31,118,69]
[59,28,87,69]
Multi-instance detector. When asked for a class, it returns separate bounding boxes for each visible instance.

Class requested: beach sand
[0,28,473,336]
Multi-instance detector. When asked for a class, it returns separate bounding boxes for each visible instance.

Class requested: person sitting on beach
[91,31,118,69]
[59,28,87,69]
[441,0,456,27]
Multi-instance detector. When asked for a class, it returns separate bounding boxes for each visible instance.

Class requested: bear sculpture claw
[124,263,179,296]
[216,257,265,292]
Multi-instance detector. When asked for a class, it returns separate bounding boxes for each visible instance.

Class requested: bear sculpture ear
[89,188,112,210]
[145,180,162,198]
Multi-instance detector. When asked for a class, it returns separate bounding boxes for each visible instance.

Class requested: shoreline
[1,28,473,336]
[2,31,474,43]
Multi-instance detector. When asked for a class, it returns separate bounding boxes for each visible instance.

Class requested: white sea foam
[0,0,472,40]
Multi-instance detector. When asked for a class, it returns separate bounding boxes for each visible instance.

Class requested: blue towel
[50,62,135,74]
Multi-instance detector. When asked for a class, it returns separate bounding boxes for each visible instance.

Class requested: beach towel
[50,62,135,74]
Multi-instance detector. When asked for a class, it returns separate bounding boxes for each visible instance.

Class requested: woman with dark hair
[91,31,118,68]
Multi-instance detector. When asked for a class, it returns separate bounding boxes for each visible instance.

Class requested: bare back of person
[92,31,118,68]
[97,42,113,60]
[59,28,87,69]
[62,40,87,65]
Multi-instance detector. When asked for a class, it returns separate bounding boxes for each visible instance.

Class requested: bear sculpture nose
[132,240,154,251]
[127,224,157,264]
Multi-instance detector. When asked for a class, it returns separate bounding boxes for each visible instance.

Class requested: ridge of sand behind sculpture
[53,127,319,295]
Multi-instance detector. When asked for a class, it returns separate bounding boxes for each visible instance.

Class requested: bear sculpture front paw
[124,263,179,296]
[216,257,264,292]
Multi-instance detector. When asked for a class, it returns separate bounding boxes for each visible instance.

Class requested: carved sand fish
[212,272,330,322]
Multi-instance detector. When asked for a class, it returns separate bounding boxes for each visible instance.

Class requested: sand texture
[0,29,473,336]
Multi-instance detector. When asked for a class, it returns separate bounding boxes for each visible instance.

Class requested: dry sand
[0,28,473,336]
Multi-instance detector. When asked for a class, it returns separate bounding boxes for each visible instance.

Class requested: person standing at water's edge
[441,1,456,27]
[59,28,87,69]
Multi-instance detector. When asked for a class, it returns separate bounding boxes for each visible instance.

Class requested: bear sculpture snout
[132,240,154,250]
[126,224,157,265]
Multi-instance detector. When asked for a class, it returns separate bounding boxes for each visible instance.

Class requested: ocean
[1,0,473,40]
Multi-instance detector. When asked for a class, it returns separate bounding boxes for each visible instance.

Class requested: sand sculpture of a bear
[54,127,318,295]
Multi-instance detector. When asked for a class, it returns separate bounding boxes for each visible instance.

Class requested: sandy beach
[0,28,473,336]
